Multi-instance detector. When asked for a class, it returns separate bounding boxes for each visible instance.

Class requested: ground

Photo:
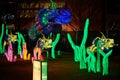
[0,52,120,80]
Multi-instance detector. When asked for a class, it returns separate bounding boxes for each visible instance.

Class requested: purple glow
[4,42,17,62]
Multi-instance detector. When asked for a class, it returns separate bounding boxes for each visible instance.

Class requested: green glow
[3,28,8,53]
[86,49,96,73]
[3,26,8,53]
[41,16,49,26]
[19,33,25,44]
[87,32,114,75]
[98,44,112,75]
[79,18,89,69]
[17,32,25,55]
[57,50,61,56]
[42,61,47,80]
[51,33,60,59]
[17,32,22,55]
[67,33,79,62]
[67,18,89,69]
[96,40,101,72]
[0,24,4,54]
[2,41,5,53]
[67,18,113,75]
[6,28,8,35]
[50,0,56,9]
[49,32,52,38]
[46,51,49,58]
[96,38,113,75]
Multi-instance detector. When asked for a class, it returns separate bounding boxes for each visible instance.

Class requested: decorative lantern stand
[33,60,47,80]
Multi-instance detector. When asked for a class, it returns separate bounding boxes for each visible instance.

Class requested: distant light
[8,2,14,4]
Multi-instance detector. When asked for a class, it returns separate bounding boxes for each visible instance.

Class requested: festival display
[29,0,70,60]
[32,37,45,60]
[67,18,89,69]
[3,32,17,62]
[67,18,116,75]
[0,24,4,54]
[32,33,53,60]
[4,42,17,62]
[0,0,117,77]
[51,33,60,59]
[90,32,115,75]
[32,32,61,60]
[17,32,31,60]
[3,31,30,61]
[21,42,31,60]
[28,0,71,40]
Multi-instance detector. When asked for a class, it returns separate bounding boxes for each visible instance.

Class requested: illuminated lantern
[54,8,72,24]
[0,24,4,54]
[97,39,113,75]
[22,43,31,60]
[86,48,96,73]
[33,47,42,60]
[4,42,17,62]
[87,32,116,75]
[51,33,60,59]
[28,0,71,40]
[67,18,89,69]
[33,60,47,80]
